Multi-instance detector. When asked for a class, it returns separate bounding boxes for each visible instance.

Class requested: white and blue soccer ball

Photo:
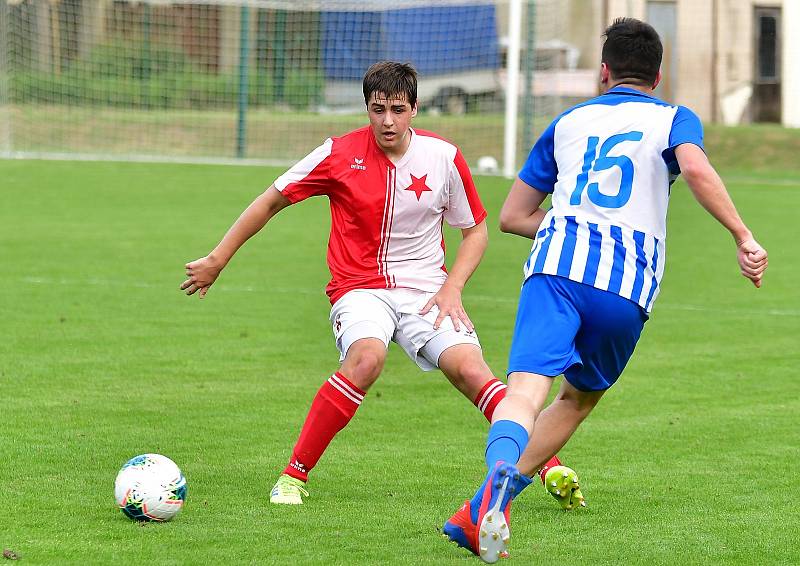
[114,454,187,521]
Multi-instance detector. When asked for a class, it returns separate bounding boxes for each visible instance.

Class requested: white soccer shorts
[329,288,482,371]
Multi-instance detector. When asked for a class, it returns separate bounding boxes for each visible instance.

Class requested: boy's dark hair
[602,18,663,85]
[363,61,418,106]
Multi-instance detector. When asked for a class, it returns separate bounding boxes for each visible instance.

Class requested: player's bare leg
[491,372,553,429]
[517,379,604,476]
[338,338,387,390]
[271,338,387,505]
[443,373,548,559]
[468,374,550,561]
[437,343,495,401]
[516,379,603,509]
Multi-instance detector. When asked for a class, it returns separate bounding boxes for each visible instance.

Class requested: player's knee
[445,363,493,401]
[349,349,385,385]
[439,346,490,388]
[459,363,493,392]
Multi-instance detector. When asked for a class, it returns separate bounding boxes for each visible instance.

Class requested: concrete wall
[716,0,753,125]
[784,0,800,127]
[590,0,792,124]
[598,0,716,118]
[675,0,714,120]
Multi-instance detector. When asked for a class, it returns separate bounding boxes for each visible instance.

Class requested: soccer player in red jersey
[181,62,566,515]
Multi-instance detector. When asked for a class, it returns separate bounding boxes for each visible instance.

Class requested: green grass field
[10,104,800,173]
[1,158,798,564]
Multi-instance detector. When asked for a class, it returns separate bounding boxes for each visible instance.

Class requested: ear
[652,70,662,90]
[411,103,418,118]
[600,62,611,85]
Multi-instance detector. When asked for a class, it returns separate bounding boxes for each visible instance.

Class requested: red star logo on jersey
[405,174,432,201]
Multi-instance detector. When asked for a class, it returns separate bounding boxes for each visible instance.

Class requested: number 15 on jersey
[570,131,643,209]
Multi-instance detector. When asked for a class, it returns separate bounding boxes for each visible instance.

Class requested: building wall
[675,0,714,120]
[783,0,800,127]
[597,0,713,118]
[716,0,752,125]
[592,0,793,125]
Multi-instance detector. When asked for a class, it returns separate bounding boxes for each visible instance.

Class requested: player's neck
[379,131,413,163]
[606,81,655,95]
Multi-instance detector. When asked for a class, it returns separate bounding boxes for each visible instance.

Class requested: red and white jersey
[274,126,487,304]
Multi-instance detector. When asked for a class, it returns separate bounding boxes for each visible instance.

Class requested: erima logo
[350,157,367,171]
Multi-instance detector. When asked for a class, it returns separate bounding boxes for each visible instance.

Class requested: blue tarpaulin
[321,5,500,81]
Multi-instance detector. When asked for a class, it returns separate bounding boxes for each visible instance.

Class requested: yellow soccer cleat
[269,474,309,505]
[544,465,586,510]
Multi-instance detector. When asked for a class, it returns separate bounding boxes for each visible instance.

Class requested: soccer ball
[476,155,499,175]
[114,454,187,521]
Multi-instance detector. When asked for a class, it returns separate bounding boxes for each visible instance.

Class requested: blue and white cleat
[475,462,522,564]
[442,500,480,556]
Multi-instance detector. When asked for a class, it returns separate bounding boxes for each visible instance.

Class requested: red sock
[473,378,507,422]
[283,372,365,482]
[538,454,562,484]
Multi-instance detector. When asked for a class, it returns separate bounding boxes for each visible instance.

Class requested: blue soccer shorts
[507,274,648,391]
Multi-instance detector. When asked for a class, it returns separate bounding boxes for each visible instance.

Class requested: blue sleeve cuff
[669,106,704,150]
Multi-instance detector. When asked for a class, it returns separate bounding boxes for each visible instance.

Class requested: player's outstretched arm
[499,177,549,239]
[675,143,768,287]
[420,220,488,332]
[181,185,291,297]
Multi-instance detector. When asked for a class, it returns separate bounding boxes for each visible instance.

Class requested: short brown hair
[362,61,418,106]
[602,18,662,85]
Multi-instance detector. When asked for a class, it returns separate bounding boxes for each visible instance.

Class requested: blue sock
[484,420,529,467]
[469,420,529,522]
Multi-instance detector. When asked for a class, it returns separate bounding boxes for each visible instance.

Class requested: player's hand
[419,282,474,332]
[736,238,768,288]
[181,254,224,298]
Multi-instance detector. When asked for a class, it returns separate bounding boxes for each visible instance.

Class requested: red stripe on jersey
[385,169,397,288]
[453,148,487,225]
[440,217,448,273]
[377,165,394,286]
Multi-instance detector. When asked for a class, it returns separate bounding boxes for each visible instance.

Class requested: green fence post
[141,2,151,109]
[256,8,268,106]
[236,5,250,159]
[273,9,286,104]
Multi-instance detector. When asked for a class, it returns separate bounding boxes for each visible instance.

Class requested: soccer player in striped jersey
[445,18,769,563]
[181,61,566,509]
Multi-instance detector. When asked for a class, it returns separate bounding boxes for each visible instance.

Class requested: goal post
[0,0,11,155]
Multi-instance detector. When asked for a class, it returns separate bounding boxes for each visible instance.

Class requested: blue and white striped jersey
[519,86,704,313]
